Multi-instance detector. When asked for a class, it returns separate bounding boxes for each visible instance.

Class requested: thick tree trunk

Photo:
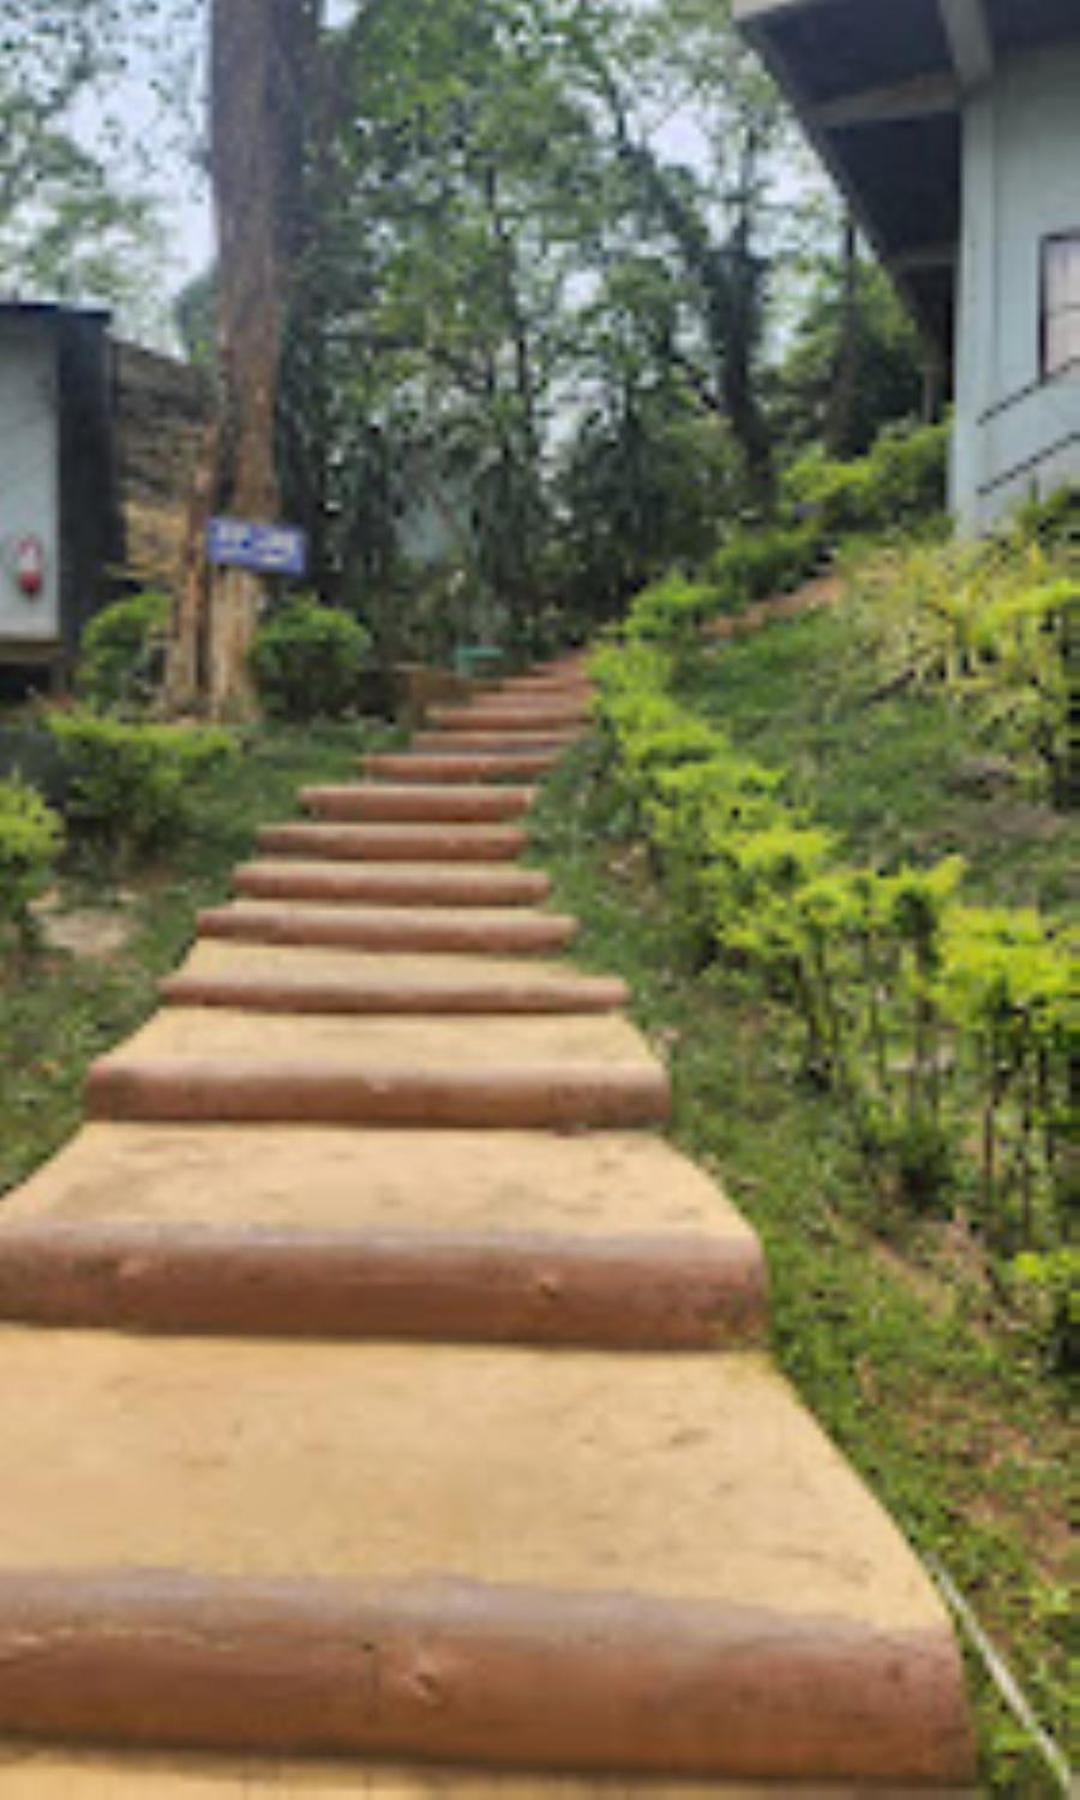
[170,0,317,718]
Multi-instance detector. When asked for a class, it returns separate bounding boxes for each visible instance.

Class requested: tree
[0,2,163,314]
[773,243,927,458]
[170,0,320,717]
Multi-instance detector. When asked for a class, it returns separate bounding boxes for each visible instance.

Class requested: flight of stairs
[0,657,976,1796]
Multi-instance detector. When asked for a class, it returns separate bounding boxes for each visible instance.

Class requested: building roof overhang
[734,0,1080,364]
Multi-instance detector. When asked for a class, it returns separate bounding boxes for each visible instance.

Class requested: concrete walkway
[0,659,975,1795]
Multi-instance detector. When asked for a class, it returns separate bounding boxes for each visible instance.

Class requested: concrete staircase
[0,657,976,1796]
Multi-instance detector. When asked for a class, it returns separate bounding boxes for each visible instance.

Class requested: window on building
[1043,235,1080,379]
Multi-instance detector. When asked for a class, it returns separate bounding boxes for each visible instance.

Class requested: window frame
[1041,231,1080,382]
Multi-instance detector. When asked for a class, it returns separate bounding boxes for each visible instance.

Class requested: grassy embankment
[0,719,386,1199]
[528,594,1075,1798]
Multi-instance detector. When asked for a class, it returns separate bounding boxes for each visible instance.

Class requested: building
[0,305,212,680]
[0,303,122,678]
[735,0,1080,531]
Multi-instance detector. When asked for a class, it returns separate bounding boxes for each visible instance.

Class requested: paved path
[0,659,975,1794]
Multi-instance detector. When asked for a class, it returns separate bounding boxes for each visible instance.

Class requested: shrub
[46,712,236,861]
[76,590,171,712]
[0,778,64,944]
[851,535,1077,805]
[591,636,1074,1239]
[784,420,948,537]
[251,597,371,720]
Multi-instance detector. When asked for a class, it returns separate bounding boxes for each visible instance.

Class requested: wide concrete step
[257,822,527,863]
[0,1744,974,1798]
[302,784,535,824]
[234,860,551,907]
[0,1336,974,1785]
[86,1011,671,1130]
[412,730,579,752]
[0,1127,765,1348]
[429,706,587,733]
[362,752,561,783]
[196,901,578,955]
[163,944,626,1016]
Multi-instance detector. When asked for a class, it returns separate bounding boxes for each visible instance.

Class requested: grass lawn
[529,731,1075,1799]
[0,717,388,1199]
[683,600,1077,917]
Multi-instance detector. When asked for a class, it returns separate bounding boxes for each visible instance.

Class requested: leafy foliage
[250,597,372,721]
[0,778,64,946]
[851,530,1077,805]
[45,711,236,862]
[593,636,1076,1329]
[76,590,171,714]
[783,421,949,538]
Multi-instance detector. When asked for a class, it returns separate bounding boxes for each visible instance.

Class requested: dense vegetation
[593,485,1076,1371]
[530,727,1075,1797]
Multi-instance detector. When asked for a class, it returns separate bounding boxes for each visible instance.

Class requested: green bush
[46,711,236,861]
[251,598,371,720]
[784,420,948,537]
[851,535,1077,805]
[591,637,1074,1241]
[1013,481,1080,551]
[624,525,825,649]
[76,590,171,713]
[706,520,825,606]
[0,778,64,944]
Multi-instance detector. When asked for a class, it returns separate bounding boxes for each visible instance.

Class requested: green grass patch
[0,718,389,1198]
[529,739,1075,1798]
[682,603,1077,916]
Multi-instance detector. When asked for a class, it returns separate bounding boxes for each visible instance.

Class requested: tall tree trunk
[824,214,859,458]
[170,0,318,717]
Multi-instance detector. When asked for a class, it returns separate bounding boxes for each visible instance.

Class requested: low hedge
[0,778,64,944]
[251,597,372,721]
[592,638,1075,1365]
[46,712,237,862]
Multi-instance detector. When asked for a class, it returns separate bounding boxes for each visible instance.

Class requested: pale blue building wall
[952,43,1080,531]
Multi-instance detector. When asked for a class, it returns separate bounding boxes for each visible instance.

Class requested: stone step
[234,860,551,907]
[86,1011,671,1131]
[0,1743,977,1797]
[496,677,592,696]
[429,706,587,733]
[256,822,527,863]
[0,1126,764,1348]
[0,1336,974,1785]
[362,752,561,783]
[466,698,589,721]
[302,784,535,824]
[412,730,579,752]
[162,944,626,1016]
[196,901,578,955]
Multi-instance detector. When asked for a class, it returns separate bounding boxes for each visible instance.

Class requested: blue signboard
[207,517,308,577]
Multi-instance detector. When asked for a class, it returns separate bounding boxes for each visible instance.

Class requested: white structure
[0,311,61,654]
[0,303,119,674]
[736,0,1080,532]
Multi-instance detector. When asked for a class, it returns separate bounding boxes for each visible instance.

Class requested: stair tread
[0,1336,943,1631]
[2,1123,753,1246]
[164,942,625,1011]
[196,900,577,954]
[256,823,528,861]
[234,860,550,902]
[0,1743,970,1795]
[92,1008,660,1076]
